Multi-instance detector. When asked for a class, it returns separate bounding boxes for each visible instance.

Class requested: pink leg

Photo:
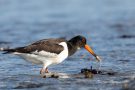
[40,66,49,75]
[40,68,44,75]
[45,68,49,73]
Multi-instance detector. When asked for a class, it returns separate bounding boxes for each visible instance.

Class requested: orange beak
[84,44,101,61]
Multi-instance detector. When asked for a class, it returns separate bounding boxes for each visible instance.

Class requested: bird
[1,35,101,75]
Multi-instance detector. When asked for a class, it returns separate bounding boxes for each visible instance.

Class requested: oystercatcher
[1,35,101,75]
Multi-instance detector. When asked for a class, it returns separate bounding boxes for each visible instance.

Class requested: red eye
[82,38,85,42]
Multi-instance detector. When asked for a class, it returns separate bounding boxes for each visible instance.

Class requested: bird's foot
[40,68,49,75]
[40,67,49,78]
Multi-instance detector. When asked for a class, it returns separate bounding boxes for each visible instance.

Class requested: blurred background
[0,0,135,89]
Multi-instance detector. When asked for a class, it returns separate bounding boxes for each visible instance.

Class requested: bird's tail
[0,47,26,54]
[0,47,16,54]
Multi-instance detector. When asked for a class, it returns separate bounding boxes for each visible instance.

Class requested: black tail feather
[0,47,25,54]
[2,49,16,54]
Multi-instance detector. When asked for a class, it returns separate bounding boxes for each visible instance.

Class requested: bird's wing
[31,38,65,45]
[3,39,66,55]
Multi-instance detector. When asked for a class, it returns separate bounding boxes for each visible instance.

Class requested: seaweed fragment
[81,66,102,74]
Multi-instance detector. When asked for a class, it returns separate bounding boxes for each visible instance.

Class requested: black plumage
[3,39,65,54]
[3,35,87,56]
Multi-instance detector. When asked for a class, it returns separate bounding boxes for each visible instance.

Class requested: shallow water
[0,0,135,90]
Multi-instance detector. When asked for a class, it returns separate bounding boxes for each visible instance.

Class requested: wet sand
[0,0,135,89]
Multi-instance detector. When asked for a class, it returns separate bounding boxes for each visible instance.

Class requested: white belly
[13,42,69,67]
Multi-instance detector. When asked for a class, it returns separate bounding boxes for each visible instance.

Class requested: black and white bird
[1,35,101,75]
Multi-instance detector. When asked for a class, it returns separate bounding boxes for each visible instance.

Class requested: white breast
[57,42,68,63]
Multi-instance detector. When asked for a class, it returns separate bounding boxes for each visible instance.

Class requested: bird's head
[70,35,101,61]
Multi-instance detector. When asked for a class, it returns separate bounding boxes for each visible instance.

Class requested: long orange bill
[84,44,101,61]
